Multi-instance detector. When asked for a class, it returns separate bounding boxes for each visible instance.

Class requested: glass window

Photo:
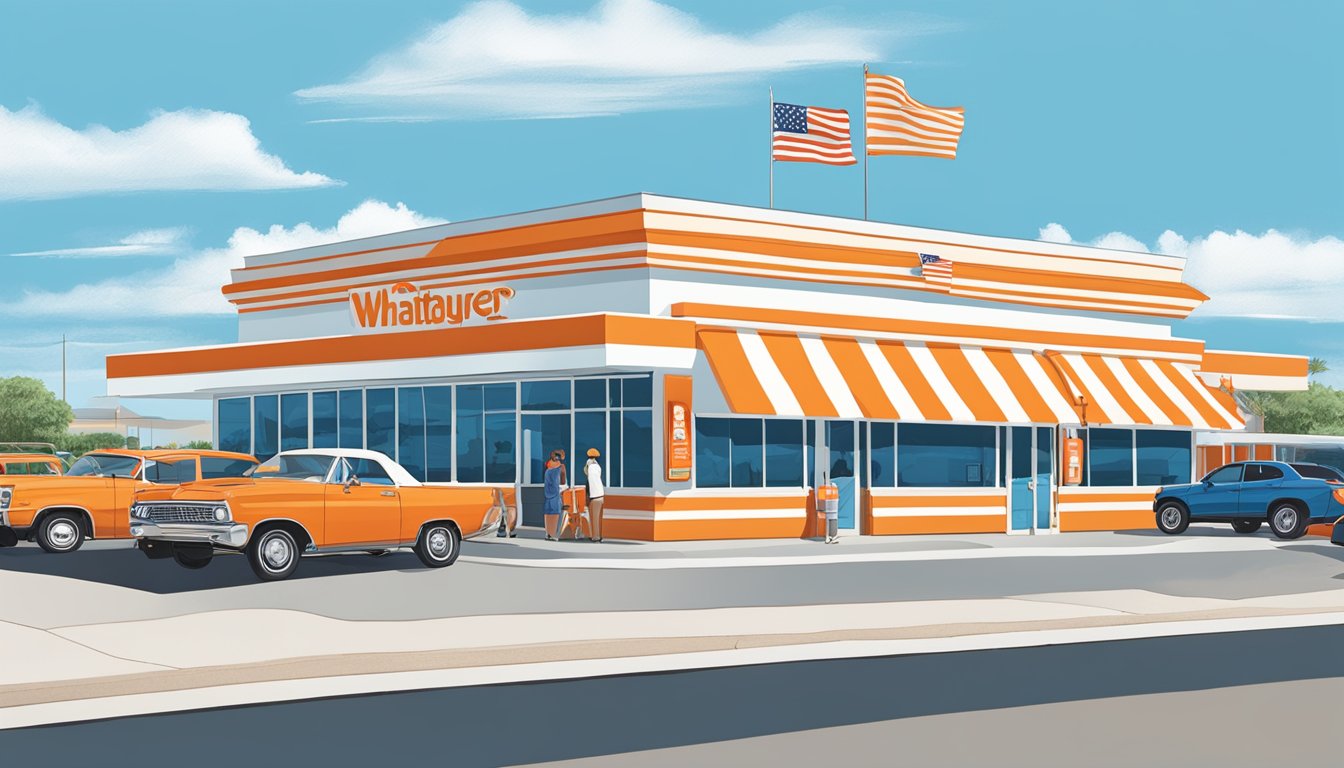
[523,412,571,483]
[608,378,622,408]
[522,380,570,411]
[622,410,653,487]
[485,412,517,483]
[859,423,869,487]
[897,423,996,488]
[1244,463,1283,482]
[456,385,484,483]
[574,411,607,483]
[827,421,855,480]
[67,454,140,478]
[1088,428,1134,486]
[765,419,804,488]
[1292,464,1344,483]
[201,457,258,479]
[397,387,427,481]
[253,395,279,459]
[695,417,731,488]
[280,393,308,451]
[870,422,895,488]
[347,457,395,486]
[575,378,606,410]
[218,398,251,455]
[338,390,363,449]
[365,388,396,458]
[806,420,817,487]
[731,418,764,488]
[312,391,338,449]
[425,386,453,483]
[143,458,197,484]
[484,383,515,412]
[1136,430,1191,486]
[249,454,334,481]
[623,376,653,408]
[1203,464,1243,484]
[609,410,622,487]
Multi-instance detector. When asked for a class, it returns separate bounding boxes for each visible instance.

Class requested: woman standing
[583,448,605,542]
[542,449,566,541]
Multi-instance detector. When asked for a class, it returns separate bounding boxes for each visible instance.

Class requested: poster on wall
[664,374,693,481]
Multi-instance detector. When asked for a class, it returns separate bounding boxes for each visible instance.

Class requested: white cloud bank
[4,200,446,318]
[1039,222,1344,321]
[0,105,338,200]
[296,0,919,119]
[11,228,190,258]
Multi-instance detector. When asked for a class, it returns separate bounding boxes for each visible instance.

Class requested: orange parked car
[0,449,258,552]
[0,454,64,477]
[130,449,510,580]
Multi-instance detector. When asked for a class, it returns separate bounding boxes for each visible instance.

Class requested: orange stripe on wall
[108,315,694,379]
[1202,351,1309,378]
[822,336,898,419]
[1059,510,1154,532]
[869,494,1006,508]
[877,341,952,421]
[927,344,1006,422]
[696,330,776,415]
[759,332,837,416]
[1082,355,1152,425]
[649,517,807,541]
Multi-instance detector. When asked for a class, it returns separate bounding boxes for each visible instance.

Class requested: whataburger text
[350,283,514,330]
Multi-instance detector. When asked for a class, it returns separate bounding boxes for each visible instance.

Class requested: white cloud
[2,200,447,318]
[0,105,339,200]
[296,0,925,119]
[1039,222,1344,321]
[11,228,190,258]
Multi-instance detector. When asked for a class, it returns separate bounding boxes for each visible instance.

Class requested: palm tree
[1309,357,1329,376]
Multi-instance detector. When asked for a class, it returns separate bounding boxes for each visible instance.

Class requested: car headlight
[213,506,229,522]
[0,487,11,512]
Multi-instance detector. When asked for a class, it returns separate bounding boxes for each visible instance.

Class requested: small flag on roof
[919,253,954,290]
[772,102,856,166]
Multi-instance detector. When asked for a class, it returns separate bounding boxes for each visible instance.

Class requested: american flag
[865,73,965,159]
[772,102,856,166]
[920,253,954,289]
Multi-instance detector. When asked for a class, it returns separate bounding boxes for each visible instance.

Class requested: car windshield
[142,458,198,485]
[247,454,334,482]
[66,454,140,479]
[1291,464,1344,483]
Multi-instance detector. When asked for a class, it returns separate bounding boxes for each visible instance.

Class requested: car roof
[0,453,63,462]
[82,449,257,461]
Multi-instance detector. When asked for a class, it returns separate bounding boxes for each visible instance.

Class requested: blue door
[1035,426,1054,530]
[1010,427,1033,531]
[1237,463,1283,517]
[826,421,857,530]
[1188,463,1243,519]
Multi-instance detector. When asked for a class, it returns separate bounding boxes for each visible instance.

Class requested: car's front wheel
[36,512,85,553]
[1231,519,1262,534]
[173,548,213,570]
[414,522,460,568]
[1156,501,1190,535]
[1269,503,1309,539]
[247,527,301,581]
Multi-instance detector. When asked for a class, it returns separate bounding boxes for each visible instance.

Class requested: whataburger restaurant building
[105,194,1309,541]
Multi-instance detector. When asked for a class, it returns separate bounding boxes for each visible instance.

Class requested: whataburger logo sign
[349,281,515,331]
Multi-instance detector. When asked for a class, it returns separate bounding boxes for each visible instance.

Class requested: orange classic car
[0,453,64,477]
[129,449,511,581]
[0,449,258,552]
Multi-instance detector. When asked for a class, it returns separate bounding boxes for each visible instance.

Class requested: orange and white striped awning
[698,329,1243,430]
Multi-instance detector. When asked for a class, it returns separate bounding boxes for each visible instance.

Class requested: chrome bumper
[130,519,249,548]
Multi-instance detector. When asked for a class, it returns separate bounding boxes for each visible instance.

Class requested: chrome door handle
[1027,480,1036,490]
[381,491,397,497]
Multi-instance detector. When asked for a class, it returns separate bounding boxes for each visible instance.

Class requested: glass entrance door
[824,420,857,531]
[1010,426,1057,534]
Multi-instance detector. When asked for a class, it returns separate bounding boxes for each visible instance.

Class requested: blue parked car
[1154,461,1344,539]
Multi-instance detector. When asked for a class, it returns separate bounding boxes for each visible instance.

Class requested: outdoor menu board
[664,374,693,481]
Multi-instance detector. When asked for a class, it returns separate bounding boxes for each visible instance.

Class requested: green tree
[54,432,128,456]
[185,440,213,450]
[1309,357,1329,376]
[0,377,74,442]
[1242,383,1344,435]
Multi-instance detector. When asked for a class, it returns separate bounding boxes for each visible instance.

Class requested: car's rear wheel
[414,522,460,568]
[36,512,84,553]
[1231,520,1262,534]
[247,527,301,581]
[172,547,213,569]
[1269,503,1309,539]
[1156,502,1190,535]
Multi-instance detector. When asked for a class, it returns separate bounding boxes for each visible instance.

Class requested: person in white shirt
[584,448,605,542]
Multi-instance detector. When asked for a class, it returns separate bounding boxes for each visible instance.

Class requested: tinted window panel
[1292,464,1344,482]
[201,457,257,479]
[485,412,517,483]
[280,393,308,452]
[217,398,251,455]
[731,418,764,488]
[349,458,394,486]
[870,422,895,488]
[1087,428,1134,486]
[574,411,607,484]
[1136,429,1191,485]
[144,459,197,484]
[484,383,515,412]
[312,391,338,449]
[609,410,622,486]
[765,419,804,488]
[622,410,653,488]
[425,386,453,482]
[365,388,396,458]
[695,417,731,488]
[522,380,570,411]
[338,390,363,449]
[575,378,606,410]
[397,387,427,482]
[1205,464,1243,484]
[623,376,653,408]
[897,424,996,488]
[253,395,279,459]
[456,385,484,483]
[522,412,571,483]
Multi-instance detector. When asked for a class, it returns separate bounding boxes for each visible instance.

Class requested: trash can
[817,484,839,542]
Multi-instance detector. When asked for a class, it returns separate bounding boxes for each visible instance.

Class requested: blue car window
[1244,464,1283,482]
[1292,464,1344,482]
[1204,465,1243,484]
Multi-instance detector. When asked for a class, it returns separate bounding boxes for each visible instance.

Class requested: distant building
[70,403,210,447]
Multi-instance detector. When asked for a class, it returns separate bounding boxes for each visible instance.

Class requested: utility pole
[61,334,67,402]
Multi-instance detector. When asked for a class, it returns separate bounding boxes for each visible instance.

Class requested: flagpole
[862,64,869,221]
[768,87,774,209]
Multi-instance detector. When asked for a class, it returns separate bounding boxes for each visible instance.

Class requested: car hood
[133,476,314,502]
[1156,482,1201,496]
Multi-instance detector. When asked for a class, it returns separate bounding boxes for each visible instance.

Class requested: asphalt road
[2,624,1342,767]
[2,532,1344,627]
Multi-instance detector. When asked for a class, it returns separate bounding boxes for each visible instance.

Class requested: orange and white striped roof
[698,329,1243,430]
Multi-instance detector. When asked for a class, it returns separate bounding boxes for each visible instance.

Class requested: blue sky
[1,0,1341,419]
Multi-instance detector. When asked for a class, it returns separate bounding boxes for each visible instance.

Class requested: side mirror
[1203,479,1214,489]
[343,475,361,493]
